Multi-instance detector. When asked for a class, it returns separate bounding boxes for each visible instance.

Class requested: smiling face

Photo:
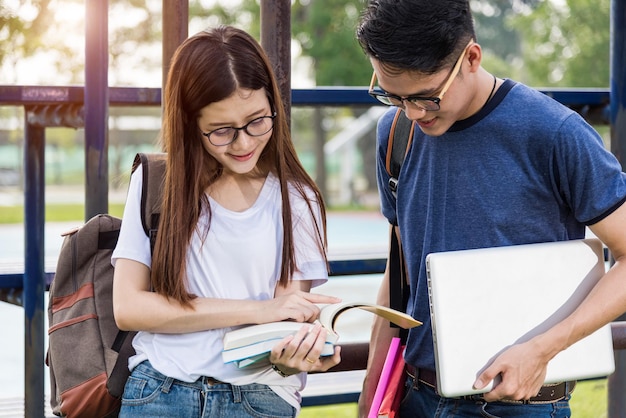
[370,59,468,137]
[370,42,485,137]
[197,88,273,178]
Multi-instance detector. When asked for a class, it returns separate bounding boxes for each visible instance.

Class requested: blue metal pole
[84,0,109,220]
[23,120,46,418]
[608,0,626,416]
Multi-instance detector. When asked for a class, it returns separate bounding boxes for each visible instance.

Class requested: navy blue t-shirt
[376,79,626,371]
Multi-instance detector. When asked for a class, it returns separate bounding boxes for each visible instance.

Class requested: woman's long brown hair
[151,26,327,307]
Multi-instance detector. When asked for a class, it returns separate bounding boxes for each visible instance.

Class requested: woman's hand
[264,290,341,324]
[269,321,342,376]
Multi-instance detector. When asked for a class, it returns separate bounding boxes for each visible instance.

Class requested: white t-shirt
[111,167,328,411]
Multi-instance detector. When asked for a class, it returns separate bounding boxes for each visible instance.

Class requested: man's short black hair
[357,0,476,74]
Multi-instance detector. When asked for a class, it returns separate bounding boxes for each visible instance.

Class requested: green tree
[291,0,371,86]
[508,0,610,87]
[190,0,373,87]
[290,0,378,199]
[189,0,260,37]
[472,0,539,79]
[472,0,540,60]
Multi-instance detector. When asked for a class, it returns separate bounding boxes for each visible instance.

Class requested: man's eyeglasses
[201,112,277,146]
[368,40,474,111]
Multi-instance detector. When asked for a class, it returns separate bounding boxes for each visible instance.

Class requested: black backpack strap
[110,330,136,397]
[389,226,409,342]
[385,109,413,343]
[131,152,166,254]
[385,108,414,198]
[107,153,166,387]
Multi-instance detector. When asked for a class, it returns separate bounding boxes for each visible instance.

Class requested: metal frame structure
[0,1,624,416]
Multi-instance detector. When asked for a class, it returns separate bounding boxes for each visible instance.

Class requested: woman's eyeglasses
[201,112,277,146]
[368,40,474,111]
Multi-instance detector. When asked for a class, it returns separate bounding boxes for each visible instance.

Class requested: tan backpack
[46,153,165,418]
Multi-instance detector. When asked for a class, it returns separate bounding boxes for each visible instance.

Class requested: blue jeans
[119,361,296,418]
[399,377,572,418]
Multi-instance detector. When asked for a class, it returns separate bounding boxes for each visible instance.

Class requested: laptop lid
[426,238,615,398]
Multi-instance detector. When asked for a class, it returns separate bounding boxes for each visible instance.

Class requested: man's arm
[358,225,401,418]
[475,202,626,401]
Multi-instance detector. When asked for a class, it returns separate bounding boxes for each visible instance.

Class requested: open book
[222,301,421,368]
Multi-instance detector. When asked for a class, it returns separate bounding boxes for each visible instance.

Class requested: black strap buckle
[389,177,399,198]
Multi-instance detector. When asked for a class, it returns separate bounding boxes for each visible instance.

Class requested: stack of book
[222,301,421,368]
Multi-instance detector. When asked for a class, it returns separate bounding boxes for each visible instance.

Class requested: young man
[356,0,626,416]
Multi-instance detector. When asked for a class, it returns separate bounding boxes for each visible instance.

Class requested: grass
[570,379,608,417]
[0,202,376,224]
[0,203,612,416]
[299,379,608,417]
[0,203,125,224]
[300,403,358,417]
[0,203,382,224]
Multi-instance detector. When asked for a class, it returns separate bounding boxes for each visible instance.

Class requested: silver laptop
[426,238,615,398]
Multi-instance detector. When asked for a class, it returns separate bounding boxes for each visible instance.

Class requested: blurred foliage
[0,0,612,196]
[0,0,611,87]
[508,0,610,86]
[291,0,372,86]
[0,0,160,85]
[0,0,53,74]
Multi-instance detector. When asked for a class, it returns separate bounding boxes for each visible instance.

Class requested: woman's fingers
[270,322,341,372]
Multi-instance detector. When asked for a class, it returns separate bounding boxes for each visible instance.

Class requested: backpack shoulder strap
[131,152,166,252]
[385,108,414,197]
[388,225,409,341]
[385,110,413,342]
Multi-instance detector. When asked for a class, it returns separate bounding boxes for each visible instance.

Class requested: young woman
[112,25,341,418]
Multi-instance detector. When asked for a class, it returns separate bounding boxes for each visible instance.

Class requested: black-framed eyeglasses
[368,40,474,111]
[201,112,277,146]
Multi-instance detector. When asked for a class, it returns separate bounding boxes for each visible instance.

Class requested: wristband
[271,363,290,378]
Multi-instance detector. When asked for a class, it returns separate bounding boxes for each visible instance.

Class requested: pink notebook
[377,348,406,418]
[369,337,402,418]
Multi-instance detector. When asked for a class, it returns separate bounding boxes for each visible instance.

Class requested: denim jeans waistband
[133,361,227,391]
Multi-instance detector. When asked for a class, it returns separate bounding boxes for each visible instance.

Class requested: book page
[318,301,421,334]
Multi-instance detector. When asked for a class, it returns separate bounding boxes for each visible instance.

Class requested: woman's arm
[112,258,341,333]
